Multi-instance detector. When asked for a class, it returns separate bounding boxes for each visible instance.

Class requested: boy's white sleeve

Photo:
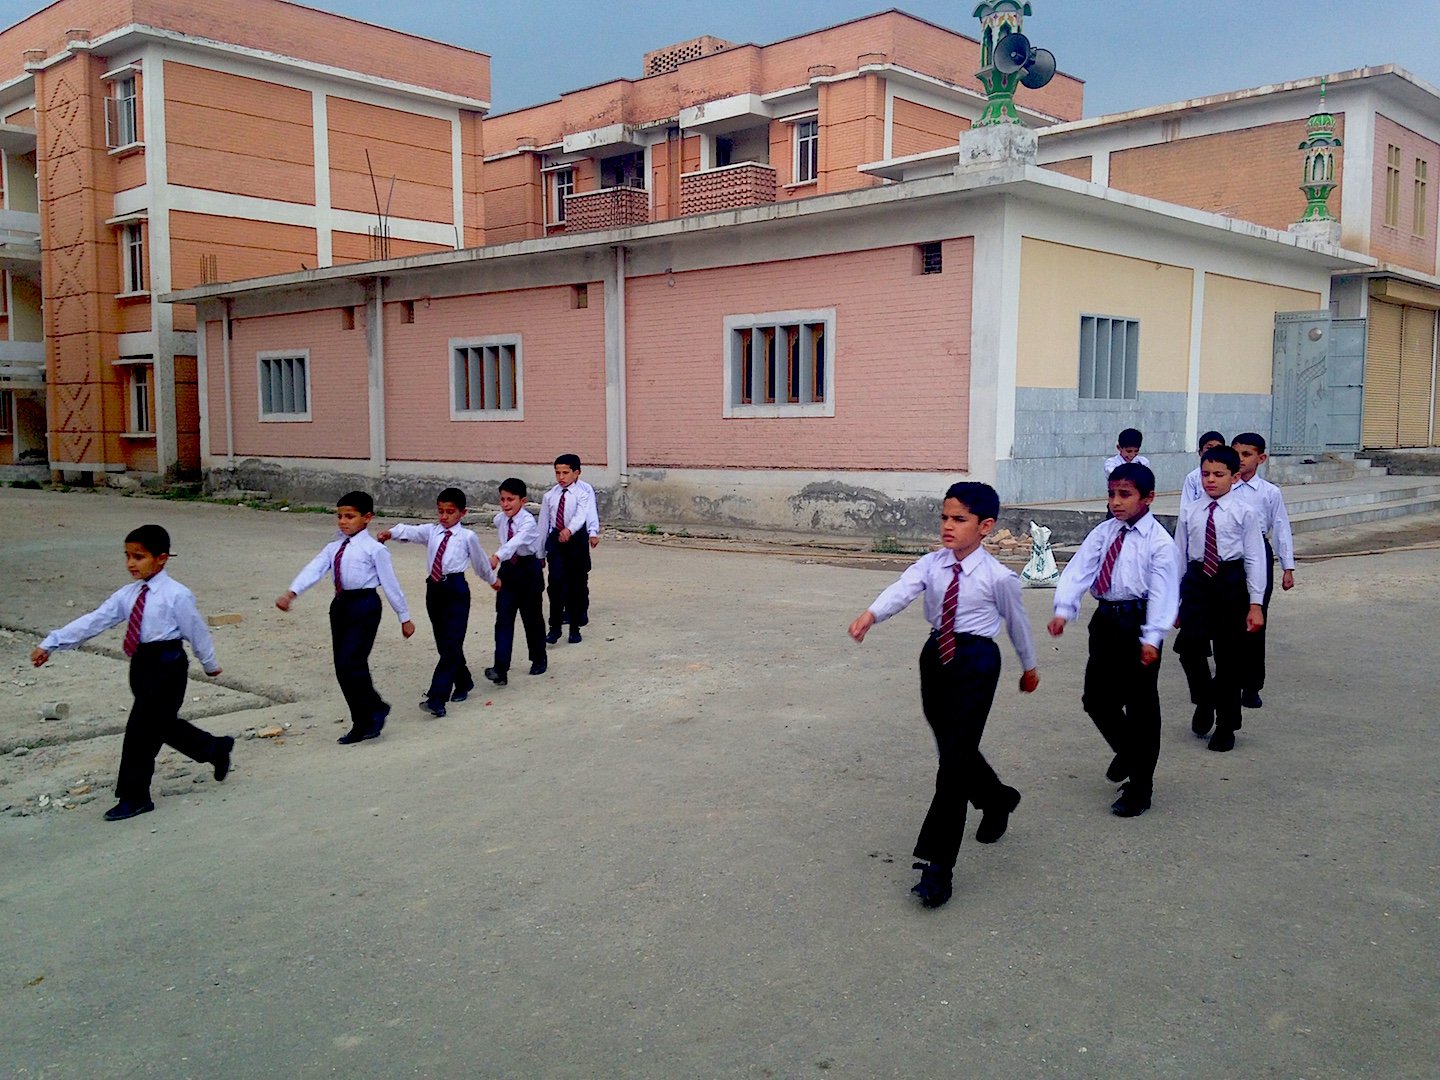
[175,587,221,674]
[995,572,1038,671]
[1240,507,1267,604]
[585,488,600,537]
[39,588,129,652]
[388,523,429,543]
[1138,533,1182,648]
[1053,527,1104,620]
[867,559,928,623]
[289,544,335,597]
[372,545,412,623]
[465,530,496,584]
[1269,488,1296,570]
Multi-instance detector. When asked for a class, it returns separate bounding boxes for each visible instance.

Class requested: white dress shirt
[289,529,411,622]
[538,481,599,538]
[387,522,495,584]
[40,568,220,673]
[1180,467,1205,510]
[867,546,1038,671]
[1230,474,1296,570]
[1104,453,1151,477]
[1176,492,1268,604]
[493,509,542,560]
[1052,511,1182,648]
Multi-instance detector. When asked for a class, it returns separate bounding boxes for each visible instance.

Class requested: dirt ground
[1,488,1437,1079]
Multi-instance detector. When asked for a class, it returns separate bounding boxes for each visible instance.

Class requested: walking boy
[1048,463,1181,817]
[1230,433,1296,708]
[378,487,495,717]
[31,525,232,822]
[1180,431,1227,511]
[848,482,1040,908]
[485,477,548,685]
[538,454,599,644]
[1174,447,1266,753]
[1104,428,1150,478]
[276,491,415,744]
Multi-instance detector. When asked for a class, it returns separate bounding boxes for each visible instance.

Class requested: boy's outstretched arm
[848,611,876,642]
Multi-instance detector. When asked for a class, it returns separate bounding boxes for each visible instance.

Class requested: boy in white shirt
[485,477,548,685]
[1103,427,1151,478]
[1180,431,1227,511]
[1229,433,1296,709]
[31,524,231,822]
[537,454,600,644]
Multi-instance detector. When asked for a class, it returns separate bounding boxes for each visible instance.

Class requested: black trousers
[330,589,386,727]
[116,641,221,803]
[1082,601,1162,797]
[424,573,472,703]
[913,632,1005,871]
[494,555,547,673]
[545,531,592,630]
[1176,561,1249,734]
[1241,539,1276,695]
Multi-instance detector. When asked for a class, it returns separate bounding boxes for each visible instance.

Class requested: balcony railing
[680,162,778,217]
[564,186,650,232]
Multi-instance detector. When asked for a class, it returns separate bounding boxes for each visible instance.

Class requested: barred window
[724,309,835,418]
[257,352,311,421]
[451,336,523,420]
[1078,315,1139,400]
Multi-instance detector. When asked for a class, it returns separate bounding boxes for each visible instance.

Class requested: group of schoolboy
[31,455,598,823]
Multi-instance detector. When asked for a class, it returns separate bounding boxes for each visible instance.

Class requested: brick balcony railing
[679,162,778,217]
[564,186,651,232]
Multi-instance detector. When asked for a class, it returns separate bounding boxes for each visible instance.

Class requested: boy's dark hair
[1109,462,1156,497]
[437,486,467,509]
[125,524,171,556]
[944,481,1000,522]
[337,490,374,516]
[1200,445,1241,474]
[499,477,527,498]
[1231,432,1267,454]
[554,453,582,471]
[1198,430,1225,450]
[1117,427,1143,449]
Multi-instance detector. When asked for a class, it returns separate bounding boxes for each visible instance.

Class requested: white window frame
[547,167,575,225]
[128,365,153,434]
[120,222,146,295]
[0,389,12,436]
[723,308,836,418]
[449,335,524,421]
[105,74,140,151]
[257,351,312,422]
[792,117,819,185]
[1078,314,1140,401]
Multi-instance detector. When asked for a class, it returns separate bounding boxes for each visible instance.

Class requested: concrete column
[604,246,628,484]
[366,277,387,471]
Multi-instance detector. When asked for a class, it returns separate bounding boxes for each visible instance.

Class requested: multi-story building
[0,0,491,481]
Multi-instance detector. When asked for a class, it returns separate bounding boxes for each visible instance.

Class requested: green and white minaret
[1297,79,1342,223]
[972,0,1031,127]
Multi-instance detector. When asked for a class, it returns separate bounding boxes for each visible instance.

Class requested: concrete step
[1363,449,1440,476]
[1281,477,1440,516]
[1265,456,1383,485]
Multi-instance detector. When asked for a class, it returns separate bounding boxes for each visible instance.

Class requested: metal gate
[1271,312,1365,455]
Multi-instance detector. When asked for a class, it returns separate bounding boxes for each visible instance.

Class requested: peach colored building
[0,0,490,481]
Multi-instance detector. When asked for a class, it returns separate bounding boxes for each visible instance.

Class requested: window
[258,352,311,421]
[120,222,145,294]
[451,336,522,420]
[1416,158,1429,236]
[1078,315,1139,400]
[548,168,575,224]
[128,365,152,434]
[106,75,139,149]
[919,242,943,275]
[1385,145,1401,227]
[571,284,589,309]
[400,300,415,324]
[723,309,835,418]
[793,119,819,184]
[599,152,644,190]
[0,390,12,435]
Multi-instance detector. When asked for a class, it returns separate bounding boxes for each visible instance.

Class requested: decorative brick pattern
[565,187,650,232]
[679,164,777,217]
[644,36,735,77]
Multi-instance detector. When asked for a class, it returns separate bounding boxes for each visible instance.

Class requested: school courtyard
[1,488,1436,1079]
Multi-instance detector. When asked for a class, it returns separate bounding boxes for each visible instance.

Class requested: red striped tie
[506,517,516,564]
[937,563,963,665]
[122,583,148,657]
[555,489,567,534]
[1202,502,1221,577]
[430,530,451,582]
[333,537,350,593]
[1092,526,1130,598]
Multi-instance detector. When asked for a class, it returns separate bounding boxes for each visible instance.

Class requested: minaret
[1297,79,1342,223]
[973,0,1032,127]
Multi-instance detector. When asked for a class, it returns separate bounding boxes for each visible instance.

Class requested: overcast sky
[3,0,1439,117]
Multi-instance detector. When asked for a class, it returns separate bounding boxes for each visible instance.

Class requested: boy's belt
[1096,597,1147,613]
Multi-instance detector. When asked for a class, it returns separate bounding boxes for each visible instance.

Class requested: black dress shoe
[1241,691,1263,709]
[483,667,507,686]
[911,864,953,908]
[1105,754,1129,783]
[450,688,471,703]
[1111,790,1151,817]
[568,629,582,644]
[1208,729,1236,753]
[213,736,235,782]
[419,698,446,718]
[338,721,383,744]
[529,661,547,676]
[545,627,562,644]
[975,786,1021,844]
[103,799,155,822]
[1191,705,1215,737]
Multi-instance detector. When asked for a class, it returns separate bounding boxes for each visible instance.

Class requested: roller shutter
[1363,300,1403,446]
[1398,306,1436,447]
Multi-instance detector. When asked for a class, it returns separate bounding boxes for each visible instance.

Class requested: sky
[3,0,1440,118]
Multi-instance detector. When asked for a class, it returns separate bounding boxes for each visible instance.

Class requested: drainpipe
[222,298,235,470]
[605,245,629,486]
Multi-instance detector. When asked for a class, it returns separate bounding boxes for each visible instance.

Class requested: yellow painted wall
[1200,273,1321,394]
[1017,239,1193,392]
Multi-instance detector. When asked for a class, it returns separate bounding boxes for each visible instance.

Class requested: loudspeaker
[992,32,1031,74]
[1020,48,1056,90]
